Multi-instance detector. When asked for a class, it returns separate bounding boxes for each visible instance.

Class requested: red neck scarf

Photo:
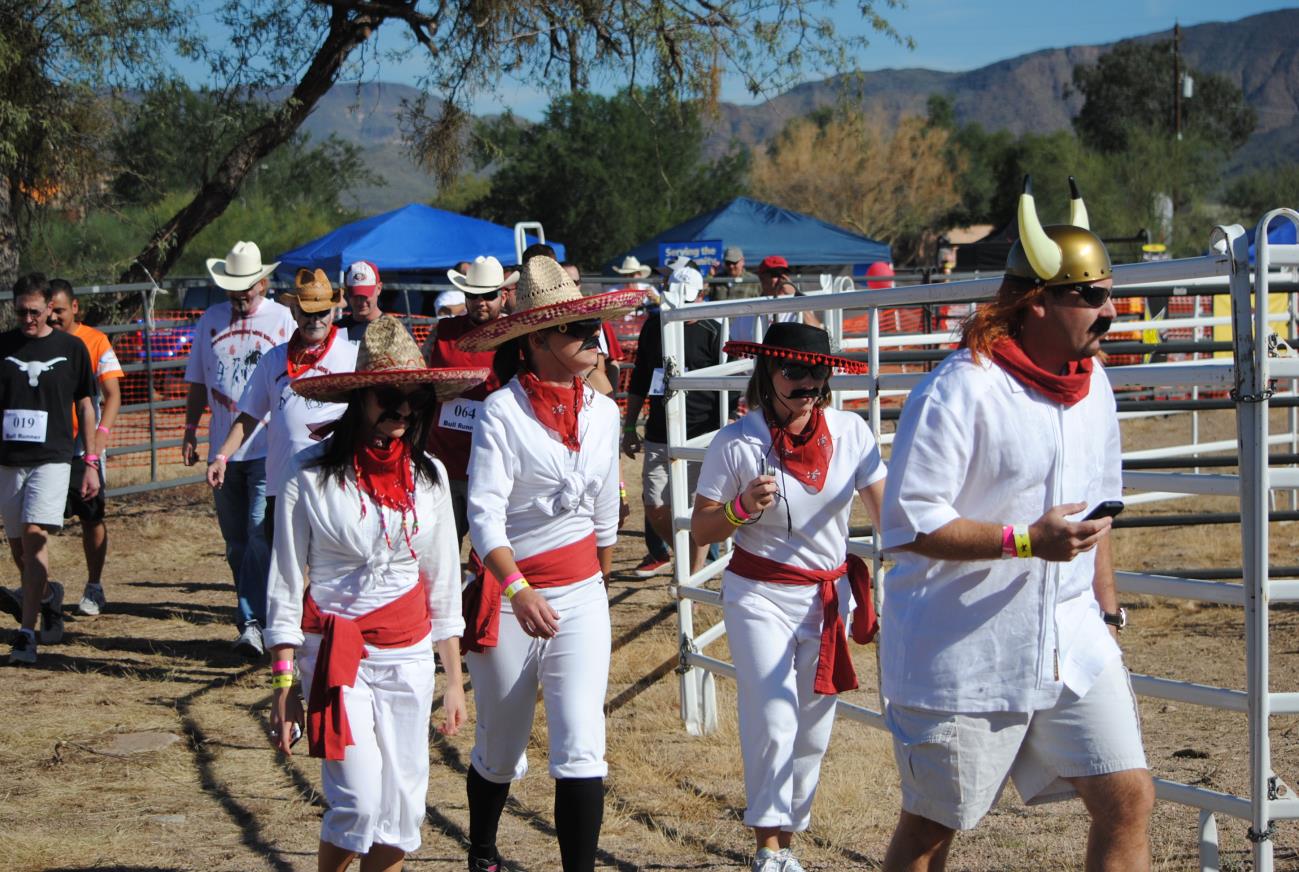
[519,371,584,451]
[353,438,419,557]
[769,406,833,493]
[990,338,1093,407]
[286,324,338,379]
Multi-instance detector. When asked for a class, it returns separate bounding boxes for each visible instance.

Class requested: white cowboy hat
[206,241,280,291]
[448,256,519,294]
[613,255,652,278]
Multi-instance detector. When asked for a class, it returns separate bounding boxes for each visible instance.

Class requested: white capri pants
[723,573,851,831]
[299,633,437,854]
[466,575,611,783]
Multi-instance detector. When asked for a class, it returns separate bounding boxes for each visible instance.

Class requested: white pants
[723,576,844,831]
[299,634,437,854]
[466,575,610,783]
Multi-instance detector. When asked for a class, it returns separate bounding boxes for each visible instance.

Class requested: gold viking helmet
[1006,176,1112,287]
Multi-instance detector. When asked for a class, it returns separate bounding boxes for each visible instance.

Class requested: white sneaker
[78,583,106,617]
[779,849,806,872]
[752,848,783,872]
[233,621,265,659]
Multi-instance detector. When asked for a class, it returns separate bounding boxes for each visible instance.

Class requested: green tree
[1223,165,1299,227]
[466,88,749,267]
[1071,39,1255,154]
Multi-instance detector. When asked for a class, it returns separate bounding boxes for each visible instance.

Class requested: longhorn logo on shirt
[7,356,68,387]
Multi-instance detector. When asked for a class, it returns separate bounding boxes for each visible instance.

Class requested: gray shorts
[641,441,700,510]
[886,657,1147,831]
[0,463,72,535]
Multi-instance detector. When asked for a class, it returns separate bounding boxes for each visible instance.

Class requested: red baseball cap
[757,255,789,274]
[344,260,381,295]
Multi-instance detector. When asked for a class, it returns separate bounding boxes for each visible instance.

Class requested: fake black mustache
[783,389,822,399]
[579,335,601,351]
[378,410,413,423]
[1090,316,1113,336]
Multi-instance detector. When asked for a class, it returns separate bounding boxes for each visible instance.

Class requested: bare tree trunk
[0,178,20,291]
[120,6,377,283]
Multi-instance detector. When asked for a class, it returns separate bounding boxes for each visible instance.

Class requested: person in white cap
[435,290,467,319]
[183,241,296,658]
[455,256,641,872]
[339,260,385,344]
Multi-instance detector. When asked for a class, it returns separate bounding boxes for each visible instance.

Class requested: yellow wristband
[503,578,531,599]
[270,673,294,689]
[722,499,745,527]
[1013,524,1032,559]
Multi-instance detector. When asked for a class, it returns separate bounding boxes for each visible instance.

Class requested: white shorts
[0,463,71,535]
[886,656,1147,831]
[642,441,700,510]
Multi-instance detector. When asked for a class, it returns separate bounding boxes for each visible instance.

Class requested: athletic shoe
[233,621,265,659]
[8,629,36,665]
[78,583,106,617]
[779,849,807,872]
[0,586,20,622]
[752,848,784,872]
[468,855,512,871]
[39,581,64,644]
[632,554,671,577]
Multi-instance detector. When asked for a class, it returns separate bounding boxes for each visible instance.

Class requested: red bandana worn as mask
[991,338,1093,407]
[519,371,584,451]
[770,406,833,493]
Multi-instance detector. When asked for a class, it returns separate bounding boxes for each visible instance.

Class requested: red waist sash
[301,581,431,760]
[462,532,600,652]
[728,547,877,695]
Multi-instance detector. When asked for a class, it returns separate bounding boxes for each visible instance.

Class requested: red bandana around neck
[286,324,338,380]
[990,338,1093,407]
[519,371,584,451]
[353,438,414,515]
[769,406,834,493]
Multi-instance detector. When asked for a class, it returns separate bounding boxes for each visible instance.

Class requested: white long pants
[723,576,842,831]
[466,575,610,783]
[299,634,437,854]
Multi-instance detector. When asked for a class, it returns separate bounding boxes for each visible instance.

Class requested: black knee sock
[467,766,511,860]
[554,777,604,872]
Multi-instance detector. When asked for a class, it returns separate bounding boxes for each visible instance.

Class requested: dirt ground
[4,410,1299,871]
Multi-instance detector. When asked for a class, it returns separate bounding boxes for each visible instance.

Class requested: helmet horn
[1068,176,1090,230]
[1017,175,1062,281]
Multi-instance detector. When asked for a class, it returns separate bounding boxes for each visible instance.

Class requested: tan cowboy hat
[457,256,641,352]
[448,256,519,294]
[206,241,280,291]
[613,255,652,278]
[279,268,342,314]
[293,315,488,403]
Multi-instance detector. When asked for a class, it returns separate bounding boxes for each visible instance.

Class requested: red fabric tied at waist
[462,533,601,653]
[301,580,431,760]
[728,547,877,695]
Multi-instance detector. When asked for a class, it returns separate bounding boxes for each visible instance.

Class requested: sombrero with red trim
[458,255,641,352]
[724,321,868,373]
[293,315,488,403]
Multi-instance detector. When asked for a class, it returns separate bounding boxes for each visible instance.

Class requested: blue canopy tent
[1248,214,1297,263]
[610,197,889,269]
[276,203,565,277]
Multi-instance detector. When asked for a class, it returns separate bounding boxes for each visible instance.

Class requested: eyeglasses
[371,385,436,410]
[14,307,46,320]
[723,260,740,268]
[467,290,500,302]
[778,362,831,382]
[1054,283,1112,308]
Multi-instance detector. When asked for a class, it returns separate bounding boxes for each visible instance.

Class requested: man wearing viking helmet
[877,178,1153,870]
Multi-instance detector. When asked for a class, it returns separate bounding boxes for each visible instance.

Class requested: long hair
[493,335,537,384]
[308,390,440,487]
[743,357,831,422]
[959,275,1045,362]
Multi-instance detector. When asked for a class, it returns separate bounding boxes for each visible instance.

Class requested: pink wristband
[96,424,111,435]
[1001,524,1016,559]
[501,571,524,587]
[732,495,752,521]
[272,660,293,674]
[215,454,228,464]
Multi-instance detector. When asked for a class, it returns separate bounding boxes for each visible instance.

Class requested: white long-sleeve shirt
[467,377,620,563]
[264,441,465,650]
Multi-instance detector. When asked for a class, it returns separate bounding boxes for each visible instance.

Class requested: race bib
[648,367,666,397]
[439,398,483,433]
[3,409,47,442]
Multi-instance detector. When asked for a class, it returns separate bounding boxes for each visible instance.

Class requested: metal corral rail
[660,213,1299,871]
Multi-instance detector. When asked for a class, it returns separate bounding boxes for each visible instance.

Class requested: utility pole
[1173,21,1182,141]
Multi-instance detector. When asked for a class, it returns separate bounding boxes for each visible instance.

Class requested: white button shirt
[880,349,1122,713]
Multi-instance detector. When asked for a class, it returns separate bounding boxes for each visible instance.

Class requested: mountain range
[304,8,1299,214]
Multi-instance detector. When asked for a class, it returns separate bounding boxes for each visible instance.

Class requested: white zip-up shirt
[880,349,1122,713]
[467,377,620,563]
[264,441,464,650]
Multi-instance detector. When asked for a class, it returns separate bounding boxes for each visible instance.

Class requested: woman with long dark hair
[454,256,641,872]
[692,322,887,872]
[263,316,488,872]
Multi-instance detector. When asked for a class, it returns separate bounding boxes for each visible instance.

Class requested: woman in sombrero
[262,316,488,872]
[455,256,640,872]
[691,322,887,872]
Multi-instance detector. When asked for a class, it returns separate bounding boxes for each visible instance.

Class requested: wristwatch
[1102,607,1127,630]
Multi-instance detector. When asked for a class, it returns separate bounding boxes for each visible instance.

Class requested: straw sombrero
[293,315,488,402]
[724,322,869,373]
[457,256,641,352]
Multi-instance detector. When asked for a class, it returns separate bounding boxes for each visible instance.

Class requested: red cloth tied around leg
[302,581,431,760]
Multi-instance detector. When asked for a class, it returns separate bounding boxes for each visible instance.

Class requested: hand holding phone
[1082,500,1125,522]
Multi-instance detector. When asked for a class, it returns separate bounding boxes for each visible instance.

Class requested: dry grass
[3,411,1299,869]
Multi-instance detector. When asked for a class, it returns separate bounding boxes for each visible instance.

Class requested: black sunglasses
[14,307,46,319]
[467,289,500,301]
[371,385,436,410]
[779,362,831,382]
[1053,283,1112,308]
[557,318,602,342]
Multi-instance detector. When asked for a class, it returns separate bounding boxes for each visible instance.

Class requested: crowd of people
[0,180,1155,872]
